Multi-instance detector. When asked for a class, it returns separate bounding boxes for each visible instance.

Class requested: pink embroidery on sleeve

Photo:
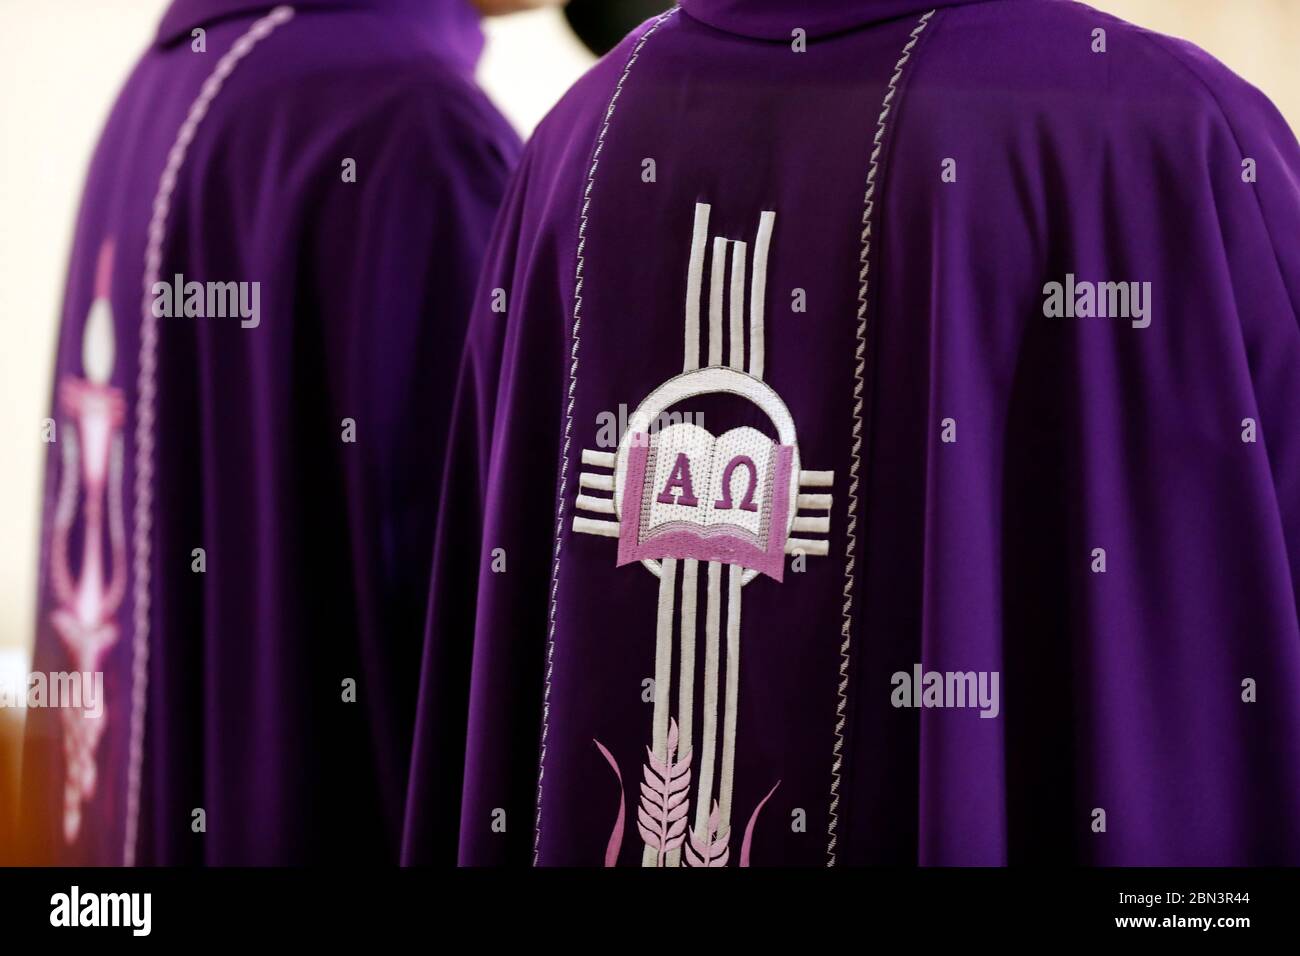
[48,238,129,845]
[684,800,729,867]
[636,718,692,868]
[739,781,781,867]
[593,739,626,868]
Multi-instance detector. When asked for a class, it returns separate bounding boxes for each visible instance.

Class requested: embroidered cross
[574,203,834,866]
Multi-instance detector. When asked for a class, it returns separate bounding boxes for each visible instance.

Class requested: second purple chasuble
[20,0,521,865]
[404,0,1300,866]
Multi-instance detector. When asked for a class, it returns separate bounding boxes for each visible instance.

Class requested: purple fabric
[21,0,520,864]
[403,0,1300,865]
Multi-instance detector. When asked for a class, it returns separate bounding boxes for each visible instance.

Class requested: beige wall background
[0,0,1296,686]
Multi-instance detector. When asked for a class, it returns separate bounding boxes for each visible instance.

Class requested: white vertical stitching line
[830,8,934,868]
[664,555,697,867]
[536,5,678,865]
[707,236,727,368]
[642,557,678,866]
[728,241,746,371]
[748,210,775,379]
[693,558,723,839]
[684,202,711,372]
[125,4,295,868]
[675,558,698,788]
[717,562,742,831]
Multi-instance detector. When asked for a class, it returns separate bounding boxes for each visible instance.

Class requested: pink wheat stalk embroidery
[637,718,691,867]
[739,780,781,867]
[593,739,625,867]
[684,800,730,867]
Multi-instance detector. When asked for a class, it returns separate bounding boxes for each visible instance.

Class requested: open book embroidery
[617,422,794,581]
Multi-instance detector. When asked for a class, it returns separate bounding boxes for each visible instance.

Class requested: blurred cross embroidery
[577,203,830,865]
[48,239,128,843]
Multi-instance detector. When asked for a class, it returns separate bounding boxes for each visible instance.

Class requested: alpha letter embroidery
[578,203,833,865]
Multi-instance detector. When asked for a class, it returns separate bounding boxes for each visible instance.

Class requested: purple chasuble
[403,0,1300,866]
[21,0,520,864]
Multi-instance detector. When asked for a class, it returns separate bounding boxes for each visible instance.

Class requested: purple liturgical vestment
[21,0,520,864]
[403,0,1300,866]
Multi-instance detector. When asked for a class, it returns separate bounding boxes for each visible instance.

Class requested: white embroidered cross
[574,202,833,866]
